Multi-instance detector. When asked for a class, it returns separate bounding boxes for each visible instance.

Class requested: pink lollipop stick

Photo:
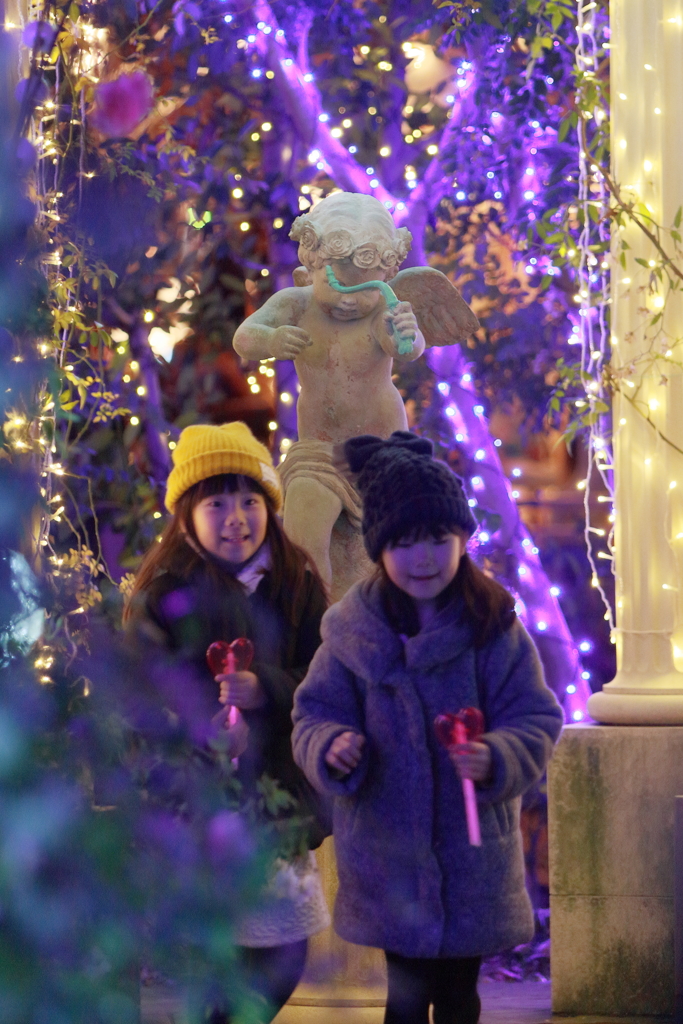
[453,719,482,847]
[224,650,239,727]
[206,642,250,764]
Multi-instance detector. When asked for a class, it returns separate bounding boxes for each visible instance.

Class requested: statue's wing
[391,267,479,347]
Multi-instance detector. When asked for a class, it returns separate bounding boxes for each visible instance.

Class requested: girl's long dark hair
[378,535,515,645]
[123,474,323,626]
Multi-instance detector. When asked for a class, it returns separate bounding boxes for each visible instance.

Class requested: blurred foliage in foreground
[0,39,305,1023]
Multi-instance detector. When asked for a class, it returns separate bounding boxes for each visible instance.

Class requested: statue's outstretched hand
[271,325,312,360]
[383,301,418,355]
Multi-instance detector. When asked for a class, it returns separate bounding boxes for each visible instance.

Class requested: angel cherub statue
[233,191,479,597]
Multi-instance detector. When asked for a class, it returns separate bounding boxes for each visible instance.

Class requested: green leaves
[558,111,577,143]
[254,774,297,818]
[530,34,554,59]
[549,356,612,443]
[481,7,503,28]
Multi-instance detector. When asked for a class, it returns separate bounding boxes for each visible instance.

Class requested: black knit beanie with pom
[344,431,477,562]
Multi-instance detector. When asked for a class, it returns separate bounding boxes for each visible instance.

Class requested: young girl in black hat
[292,431,563,1024]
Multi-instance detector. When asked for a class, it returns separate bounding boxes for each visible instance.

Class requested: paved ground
[141,980,674,1023]
[277,980,551,1023]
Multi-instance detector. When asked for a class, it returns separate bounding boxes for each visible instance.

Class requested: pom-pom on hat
[165,422,282,514]
[344,431,476,562]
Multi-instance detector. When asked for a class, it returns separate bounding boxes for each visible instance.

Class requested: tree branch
[621,389,683,458]
[109,303,171,500]
[252,0,398,205]
[600,162,683,283]
[397,104,462,231]
[251,0,478,241]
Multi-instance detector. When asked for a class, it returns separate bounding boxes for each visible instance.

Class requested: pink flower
[92,71,154,139]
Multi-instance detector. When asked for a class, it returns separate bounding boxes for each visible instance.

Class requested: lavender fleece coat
[291,578,563,959]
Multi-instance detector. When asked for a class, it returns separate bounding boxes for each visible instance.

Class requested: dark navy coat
[292,578,563,958]
[127,560,329,845]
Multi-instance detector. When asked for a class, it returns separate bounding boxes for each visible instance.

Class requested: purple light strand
[428,346,592,719]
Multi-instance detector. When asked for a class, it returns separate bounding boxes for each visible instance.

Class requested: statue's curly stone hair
[289,192,412,280]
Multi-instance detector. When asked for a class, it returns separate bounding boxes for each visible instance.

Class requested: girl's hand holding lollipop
[207,638,265,710]
[449,740,492,783]
[434,708,489,847]
[207,640,259,763]
[210,705,250,757]
[217,671,265,710]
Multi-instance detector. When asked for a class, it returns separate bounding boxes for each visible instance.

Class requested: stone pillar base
[588,675,683,724]
[548,724,683,1016]
[303,837,386,992]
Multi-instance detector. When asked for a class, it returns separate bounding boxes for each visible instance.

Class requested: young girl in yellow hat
[125,421,329,1023]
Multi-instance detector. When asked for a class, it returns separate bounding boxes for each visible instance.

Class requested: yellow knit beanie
[164,422,283,513]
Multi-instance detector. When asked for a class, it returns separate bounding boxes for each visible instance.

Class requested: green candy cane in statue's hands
[324,265,415,355]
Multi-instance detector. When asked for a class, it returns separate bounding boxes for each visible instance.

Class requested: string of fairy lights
[12,1,62,562]
[1,5,65,681]
[193,7,594,714]
[574,1,615,645]
[432,358,592,721]
[246,4,593,717]
[36,18,82,567]
[4,2,114,682]
[4,1,606,713]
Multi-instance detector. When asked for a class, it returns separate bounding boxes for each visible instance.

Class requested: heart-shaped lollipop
[206,639,254,768]
[434,706,486,848]
[434,706,485,749]
[206,637,255,676]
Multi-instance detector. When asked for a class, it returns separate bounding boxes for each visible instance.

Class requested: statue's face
[311,260,387,321]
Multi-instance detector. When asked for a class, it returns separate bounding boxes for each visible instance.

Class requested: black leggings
[208,938,308,1024]
[384,951,482,1024]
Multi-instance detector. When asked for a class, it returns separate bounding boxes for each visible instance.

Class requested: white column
[588,0,683,722]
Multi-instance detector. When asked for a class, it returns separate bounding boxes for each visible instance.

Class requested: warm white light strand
[575,1,616,636]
